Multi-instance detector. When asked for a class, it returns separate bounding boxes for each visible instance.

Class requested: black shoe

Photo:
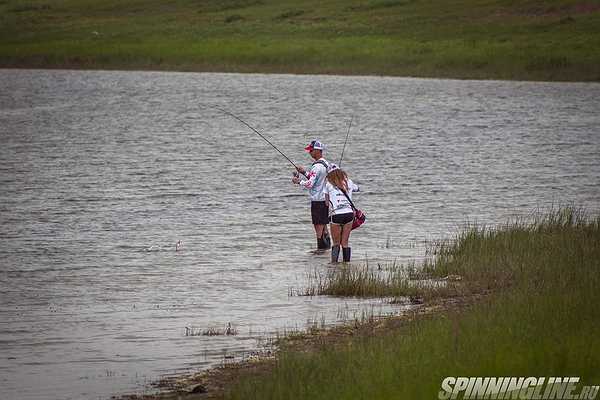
[342,247,351,262]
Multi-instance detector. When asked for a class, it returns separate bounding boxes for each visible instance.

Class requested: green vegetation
[1,0,599,80]
[225,207,600,399]
[301,260,459,300]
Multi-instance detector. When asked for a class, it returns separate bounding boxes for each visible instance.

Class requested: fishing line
[338,116,353,167]
[210,106,306,175]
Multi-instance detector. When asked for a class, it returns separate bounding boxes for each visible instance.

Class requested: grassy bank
[1,0,600,81]
[224,208,600,399]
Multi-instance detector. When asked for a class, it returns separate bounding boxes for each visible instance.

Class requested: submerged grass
[1,0,599,80]
[225,207,600,399]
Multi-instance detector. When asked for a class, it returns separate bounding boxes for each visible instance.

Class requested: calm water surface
[1,69,599,399]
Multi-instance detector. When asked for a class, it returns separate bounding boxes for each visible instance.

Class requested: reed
[301,262,458,301]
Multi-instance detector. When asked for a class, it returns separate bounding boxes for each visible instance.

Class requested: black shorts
[311,201,330,225]
[331,212,354,225]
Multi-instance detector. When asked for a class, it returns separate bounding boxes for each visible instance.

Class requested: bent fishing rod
[210,106,307,177]
[338,116,353,168]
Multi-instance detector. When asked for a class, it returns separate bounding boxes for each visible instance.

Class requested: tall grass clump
[302,261,456,301]
[429,206,599,289]
[226,207,600,400]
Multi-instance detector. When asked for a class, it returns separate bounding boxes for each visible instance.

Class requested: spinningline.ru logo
[438,377,599,400]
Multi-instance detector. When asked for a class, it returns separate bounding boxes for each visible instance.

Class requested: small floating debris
[202,327,222,336]
[176,240,182,252]
[185,322,238,337]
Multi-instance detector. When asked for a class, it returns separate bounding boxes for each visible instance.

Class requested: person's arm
[292,165,310,185]
[349,179,360,192]
[295,165,307,176]
[298,165,320,189]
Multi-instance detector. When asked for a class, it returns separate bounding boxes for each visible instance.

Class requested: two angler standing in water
[212,108,361,262]
[292,140,360,262]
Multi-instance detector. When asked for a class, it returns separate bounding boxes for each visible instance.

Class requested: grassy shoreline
[2,0,600,81]
[223,208,599,400]
[120,207,600,399]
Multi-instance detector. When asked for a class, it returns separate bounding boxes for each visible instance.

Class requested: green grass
[301,260,459,300]
[1,0,600,80]
[225,207,600,399]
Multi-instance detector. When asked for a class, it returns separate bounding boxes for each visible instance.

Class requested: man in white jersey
[292,140,331,250]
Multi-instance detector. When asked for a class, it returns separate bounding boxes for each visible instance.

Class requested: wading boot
[322,230,331,249]
[317,237,327,250]
[342,247,351,262]
[317,232,331,250]
[331,245,341,263]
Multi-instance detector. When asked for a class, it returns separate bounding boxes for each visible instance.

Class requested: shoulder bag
[339,187,366,230]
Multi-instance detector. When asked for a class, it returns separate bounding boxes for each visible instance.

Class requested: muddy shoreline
[115,291,483,400]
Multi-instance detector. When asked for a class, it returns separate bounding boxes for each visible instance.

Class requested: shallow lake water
[1,69,599,399]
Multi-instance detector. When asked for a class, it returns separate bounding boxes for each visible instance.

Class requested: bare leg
[313,224,325,239]
[340,222,352,247]
[314,224,331,249]
[330,224,342,246]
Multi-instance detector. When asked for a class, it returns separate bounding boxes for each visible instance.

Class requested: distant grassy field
[225,208,600,399]
[1,0,600,80]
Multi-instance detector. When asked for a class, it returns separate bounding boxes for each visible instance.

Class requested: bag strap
[312,159,329,170]
[338,186,358,211]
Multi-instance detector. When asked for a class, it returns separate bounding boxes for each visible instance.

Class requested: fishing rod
[338,116,353,167]
[210,106,307,176]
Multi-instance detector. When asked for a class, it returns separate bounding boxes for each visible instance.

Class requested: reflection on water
[1,69,599,399]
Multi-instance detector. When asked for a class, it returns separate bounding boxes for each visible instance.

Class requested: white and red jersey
[325,179,359,215]
[299,158,330,201]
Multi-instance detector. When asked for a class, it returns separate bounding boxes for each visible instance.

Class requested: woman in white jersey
[325,164,359,263]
